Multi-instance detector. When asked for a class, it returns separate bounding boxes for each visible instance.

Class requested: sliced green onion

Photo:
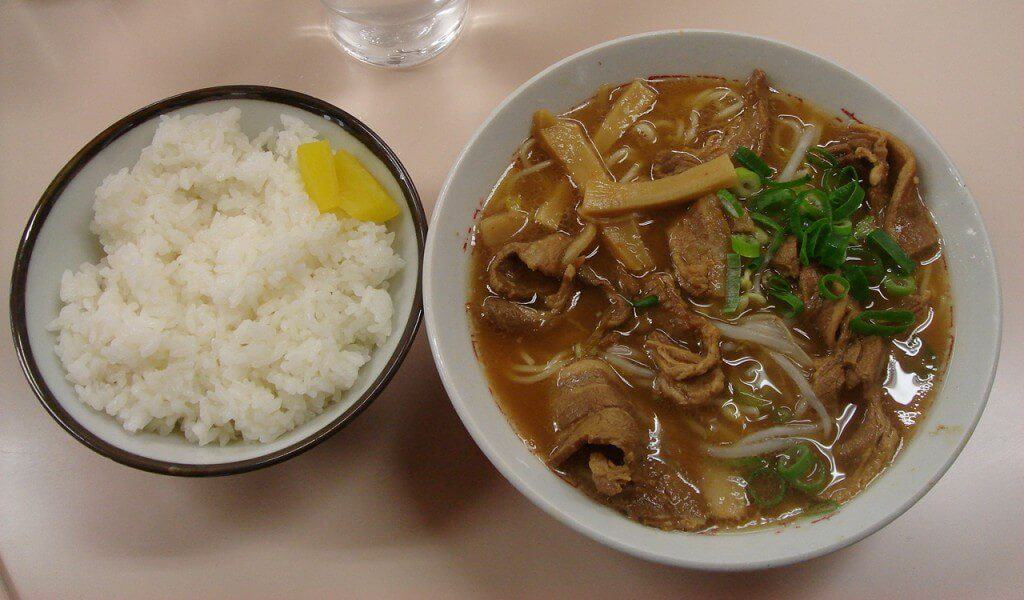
[795,189,829,219]
[866,229,916,275]
[723,253,742,314]
[736,391,772,408]
[829,181,865,220]
[849,309,916,336]
[791,460,830,495]
[754,188,796,213]
[832,219,853,237]
[853,216,877,241]
[772,406,794,423]
[717,189,743,218]
[816,231,851,269]
[841,265,872,303]
[777,444,815,481]
[728,456,770,473]
[733,167,762,197]
[818,273,850,300]
[630,294,659,309]
[805,499,840,516]
[882,274,917,297]
[822,165,859,192]
[798,219,830,266]
[750,212,782,234]
[746,466,787,508]
[767,276,804,317]
[733,146,771,179]
[731,234,761,258]
[765,174,811,189]
[806,147,839,169]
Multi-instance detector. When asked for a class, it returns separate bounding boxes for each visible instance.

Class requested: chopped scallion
[882,274,917,297]
[731,234,761,258]
[717,189,743,218]
[866,229,916,274]
[767,276,804,317]
[723,253,742,314]
[630,294,659,309]
[818,273,850,300]
[733,167,762,197]
[732,146,772,179]
[849,309,916,336]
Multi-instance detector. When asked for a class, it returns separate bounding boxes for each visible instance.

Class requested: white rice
[48,108,404,445]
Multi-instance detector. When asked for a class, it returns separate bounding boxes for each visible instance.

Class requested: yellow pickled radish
[333,150,400,223]
[296,140,342,212]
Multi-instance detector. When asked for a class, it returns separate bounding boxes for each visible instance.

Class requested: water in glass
[322,0,468,68]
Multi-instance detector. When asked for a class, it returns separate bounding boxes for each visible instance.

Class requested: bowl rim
[9,85,427,477]
[424,29,1002,569]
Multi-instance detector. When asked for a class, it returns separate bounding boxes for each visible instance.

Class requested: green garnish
[732,147,772,179]
[776,444,815,481]
[866,229,916,274]
[736,391,772,408]
[853,216,877,241]
[717,189,744,218]
[630,295,659,309]
[723,253,742,314]
[772,406,794,423]
[733,167,763,197]
[882,274,917,297]
[767,276,804,318]
[849,309,916,336]
[731,234,761,258]
[818,273,850,300]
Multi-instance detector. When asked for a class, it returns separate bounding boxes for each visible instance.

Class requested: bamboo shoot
[580,155,739,218]
[477,211,528,249]
[534,179,574,230]
[537,121,612,188]
[592,79,658,155]
[538,120,652,271]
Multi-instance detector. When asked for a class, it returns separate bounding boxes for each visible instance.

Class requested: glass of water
[321,0,468,68]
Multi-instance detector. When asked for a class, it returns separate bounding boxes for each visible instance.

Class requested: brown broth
[467,75,953,531]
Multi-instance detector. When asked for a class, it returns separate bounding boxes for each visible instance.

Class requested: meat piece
[645,329,720,381]
[828,386,900,503]
[653,70,773,178]
[548,359,642,496]
[810,311,889,403]
[480,297,558,333]
[481,227,596,333]
[798,266,854,349]
[667,195,730,298]
[829,123,939,257]
[770,236,800,278]
[610,458,709,531]
[588,453,632,496]
[655,368,726,406]
[577,264,635,346]
[640,274,726,406]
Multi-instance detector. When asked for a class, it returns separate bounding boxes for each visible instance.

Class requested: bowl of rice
[10,86,426,475]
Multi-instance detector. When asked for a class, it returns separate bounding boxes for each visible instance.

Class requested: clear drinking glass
[321,0,468,68]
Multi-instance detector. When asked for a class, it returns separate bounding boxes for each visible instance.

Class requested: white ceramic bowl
[424,31,1001,569]
[11,87,426,476]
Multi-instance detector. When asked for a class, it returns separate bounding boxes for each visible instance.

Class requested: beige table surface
[2,1,1022,598]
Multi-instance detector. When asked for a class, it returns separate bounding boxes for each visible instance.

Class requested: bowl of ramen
[424,30,1000,568]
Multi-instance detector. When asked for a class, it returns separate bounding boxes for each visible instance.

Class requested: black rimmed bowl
[10,86,426,476]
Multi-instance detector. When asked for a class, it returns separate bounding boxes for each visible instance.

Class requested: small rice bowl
[48,108,404,445]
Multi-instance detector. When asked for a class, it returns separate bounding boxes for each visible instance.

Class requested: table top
[1,1,1021,598]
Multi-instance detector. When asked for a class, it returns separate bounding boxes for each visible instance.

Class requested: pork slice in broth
[829,123,940,257]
